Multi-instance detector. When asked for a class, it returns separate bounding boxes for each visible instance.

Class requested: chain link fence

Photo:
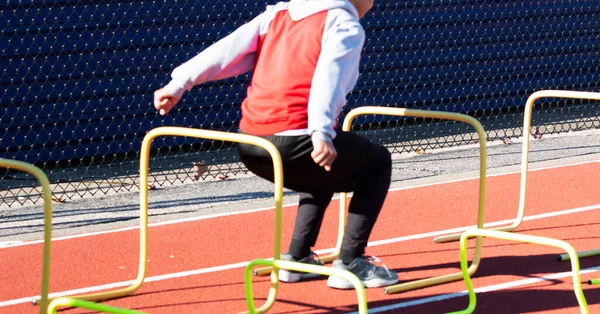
[2,0,600,208]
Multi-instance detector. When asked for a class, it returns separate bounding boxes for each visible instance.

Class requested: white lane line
[0,241,23,247]
[369,204,600,247]
[348,266,600,314]
[1,159,597,249]
[1,203,598,308]
[0,261,250,307]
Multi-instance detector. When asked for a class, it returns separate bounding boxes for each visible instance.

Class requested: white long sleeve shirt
[164,0,364,142]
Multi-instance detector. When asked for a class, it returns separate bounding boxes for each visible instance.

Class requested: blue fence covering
[2,0,600,164]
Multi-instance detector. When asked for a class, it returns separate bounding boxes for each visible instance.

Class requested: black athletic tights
[236,130,391,264]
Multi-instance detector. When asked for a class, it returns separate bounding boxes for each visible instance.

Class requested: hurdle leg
[447,229,588,314]
[436,90,600,243]
[38,131,156,303]
[340,107,487,294]
[0,159,53,314]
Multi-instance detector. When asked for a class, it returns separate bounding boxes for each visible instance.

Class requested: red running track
[1,160,599,313]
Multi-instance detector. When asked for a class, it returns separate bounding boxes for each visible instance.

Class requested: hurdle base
[558,249,600,262]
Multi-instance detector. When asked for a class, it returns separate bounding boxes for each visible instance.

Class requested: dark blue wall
[2,0,600,164]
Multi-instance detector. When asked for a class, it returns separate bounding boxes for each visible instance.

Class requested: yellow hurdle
[436,90,600,243]
[256,106,490,281]
[449,229,588,314]
[44,127,363,313]
[32,128,284,308]
[338,107,489,294]
[0,158,53,314]
[3,160,140,313]
[144,128,283,313]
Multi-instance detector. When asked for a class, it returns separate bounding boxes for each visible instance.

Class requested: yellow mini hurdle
[5,158,150,313]
[3,161,142,313]
[0,158,53,313]
[44,127,365,313]
[255,106,491,295]
[450,229,589,314]
[340,107,489,294]
[436,90,600,244]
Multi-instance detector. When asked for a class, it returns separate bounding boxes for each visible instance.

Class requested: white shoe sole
[279,270,322,283]
[327,276,399,289]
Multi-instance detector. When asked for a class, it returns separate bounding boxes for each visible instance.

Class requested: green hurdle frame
[0,158,53,313]
[436,90,600,243]
[47,297,144,314]
[339,107,489,294]
[449,229,588,314]
[245,259,367,314]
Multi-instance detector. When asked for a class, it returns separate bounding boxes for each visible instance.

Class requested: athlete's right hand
[311,138,337,172]
[154,88,180,116]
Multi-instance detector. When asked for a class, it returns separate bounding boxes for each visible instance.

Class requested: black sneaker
[279,252,324,283]
[327,256,399,289]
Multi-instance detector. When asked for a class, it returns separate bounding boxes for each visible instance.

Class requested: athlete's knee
[375,145,392,172]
